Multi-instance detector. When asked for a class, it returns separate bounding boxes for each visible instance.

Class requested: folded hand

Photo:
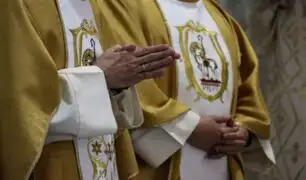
[208,120,249,158]
[96,44,180,89]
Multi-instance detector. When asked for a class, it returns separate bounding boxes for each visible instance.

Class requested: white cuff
[111,86,144,130]
[162,111,200,145]
[242,136,276,176]
[131,110,200,168]
[48,66,117,140]
[258,139,276,164]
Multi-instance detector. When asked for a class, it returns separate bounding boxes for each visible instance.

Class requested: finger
[133,44,170,57]
[168,47,181,59]
[223,132,245,140]
[136,68,165,81]
[219,126,239,134]
[211,116,231,124]
[226,117,235,127]
[136,49,175,65]
[134,49,176,65]
[220,139,246,146]
[119,44,137,52]
[174,52,181,59]
[136,56,175,73]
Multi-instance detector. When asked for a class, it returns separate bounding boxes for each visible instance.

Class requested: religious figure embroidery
[176,20,228,102]
[70,19,98,67]
[87,136,116,180]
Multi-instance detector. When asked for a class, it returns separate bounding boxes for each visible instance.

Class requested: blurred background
[218,0,306,179]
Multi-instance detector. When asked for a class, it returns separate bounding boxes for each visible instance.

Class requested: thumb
[227,117,235,127]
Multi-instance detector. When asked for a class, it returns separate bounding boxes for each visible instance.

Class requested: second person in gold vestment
[0,0,180,179]
[96,0,276,180]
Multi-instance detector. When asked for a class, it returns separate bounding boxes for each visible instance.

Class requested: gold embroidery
[70,19,98,67]
[176,20,228,102]
[104,142,115,161]
[70,19,116,180]
[87,136,115,180]
[92,141,102,155]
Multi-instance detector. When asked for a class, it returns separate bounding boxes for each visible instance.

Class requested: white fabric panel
[112,87,144,130]
[48,66,118,138]
[132,110,200,168]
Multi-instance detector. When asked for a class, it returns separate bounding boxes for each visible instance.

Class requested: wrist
[244,129,253,147]
[110,88,127,95]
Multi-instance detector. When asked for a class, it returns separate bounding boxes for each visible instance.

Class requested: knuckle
[119,51,128,58]
[131,64,141,72]
[146,53,157,61]
[127,63,136,69]
[117,53,124,61]
[139,47,149,55]
[150,61,161,69]
[143,47,149,53]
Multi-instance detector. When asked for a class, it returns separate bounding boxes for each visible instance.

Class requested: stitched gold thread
[176,20,228,102]
[87,136,116,180]
[70,19,116,180]
[70,19,97,67]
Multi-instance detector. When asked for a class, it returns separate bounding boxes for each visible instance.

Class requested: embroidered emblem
[87,136,116,180]
[70,19,98,67]
[176,20,228,102]
[92,141,102,155]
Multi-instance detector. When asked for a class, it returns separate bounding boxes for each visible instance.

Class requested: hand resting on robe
[187,116,238,152]
[207,118,251,158]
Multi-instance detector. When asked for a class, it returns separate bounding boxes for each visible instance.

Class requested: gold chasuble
[0,0,144,180]
[111,0,274,180]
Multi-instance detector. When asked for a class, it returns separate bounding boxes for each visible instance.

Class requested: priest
[0,0,179,180]
[115,0,276,179]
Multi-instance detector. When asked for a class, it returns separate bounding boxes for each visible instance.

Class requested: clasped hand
[188,116,249,158]
[95,44,180,89]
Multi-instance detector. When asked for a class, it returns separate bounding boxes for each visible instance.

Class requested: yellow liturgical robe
[102,0,274,180]
[0,0,273,180]
[0,0,145,180]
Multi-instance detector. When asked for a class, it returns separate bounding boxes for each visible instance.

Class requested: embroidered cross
[91,141,102,155]
[104,142,114,161]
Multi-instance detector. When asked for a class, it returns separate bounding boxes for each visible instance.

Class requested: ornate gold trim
[70,19,97,67]
[176,20,228,102]
[87,136,116,180]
